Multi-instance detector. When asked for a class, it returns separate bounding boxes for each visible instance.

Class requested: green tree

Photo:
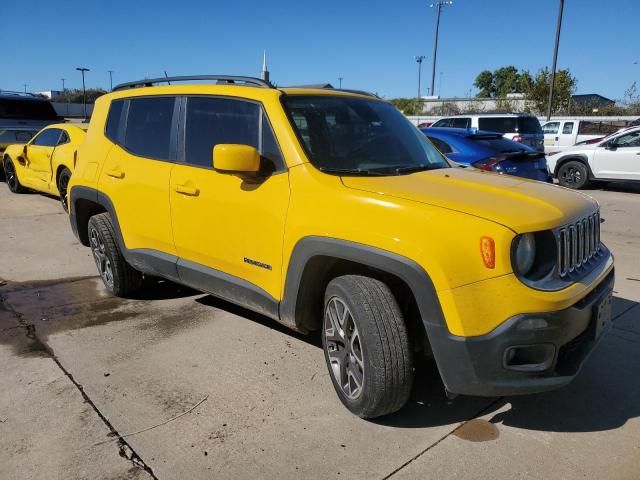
[520,68,577,115]
[493,66,520,97]
[473,70,494,97]
[389,98,423,115]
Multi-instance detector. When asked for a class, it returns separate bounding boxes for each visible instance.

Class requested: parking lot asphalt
[0,182,638,479]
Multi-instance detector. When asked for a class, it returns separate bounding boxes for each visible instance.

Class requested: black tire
[322,275,413,418]
[57,167,72,212]
[557,160,590,189]
[3,157,26,193]
[87,213,142,297]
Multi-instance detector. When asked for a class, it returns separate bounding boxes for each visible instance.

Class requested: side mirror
[213,144,260,173]
[605,141,617,151]
[22,145,28,155]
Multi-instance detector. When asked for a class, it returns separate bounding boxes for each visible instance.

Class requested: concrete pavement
[0,182,638,479]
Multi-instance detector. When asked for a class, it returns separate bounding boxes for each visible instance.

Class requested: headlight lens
[514,233,536,275]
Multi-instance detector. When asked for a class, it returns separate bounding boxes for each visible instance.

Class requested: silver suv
[431,113,544,151]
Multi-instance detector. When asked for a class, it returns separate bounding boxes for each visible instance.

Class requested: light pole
[23,84,27,94]
[76,67,90,119]
[338,77,343,88]
[61,78,66,91]
[416,55,426,99]
[108,70,114,91]
[429,1,453,101]
[546,0,565,121]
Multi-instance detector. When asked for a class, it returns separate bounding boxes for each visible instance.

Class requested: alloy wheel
[4,160,18,192]
[89,227,114,288]
[58,172,70,211]
[324,296,365,399]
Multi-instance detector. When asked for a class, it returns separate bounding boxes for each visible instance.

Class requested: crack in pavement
[381,397,505,479]
[0,292,158,479]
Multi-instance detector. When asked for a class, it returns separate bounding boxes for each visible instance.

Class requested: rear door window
[451,117,471,128]
[123,97,175,160]
[562,122,574,134]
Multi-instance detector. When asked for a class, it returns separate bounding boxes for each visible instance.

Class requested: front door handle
[175,184,200,196]
[106,169,125,179]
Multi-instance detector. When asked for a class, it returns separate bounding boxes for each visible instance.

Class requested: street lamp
[61,78,66,92]
[76,67,90,119]
[546,0,565,121]
[338,77,343,88]
[108,70,114,91]
[429,1,453,101]
[415,55,426,99]
[23,84,27,94]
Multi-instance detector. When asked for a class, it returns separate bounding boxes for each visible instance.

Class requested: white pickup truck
[541,119,620,153]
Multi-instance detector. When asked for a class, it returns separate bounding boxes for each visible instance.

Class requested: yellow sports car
[3,123,87,210]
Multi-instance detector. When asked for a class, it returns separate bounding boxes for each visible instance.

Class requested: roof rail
[112,75,274,91]
[323,87,379,98]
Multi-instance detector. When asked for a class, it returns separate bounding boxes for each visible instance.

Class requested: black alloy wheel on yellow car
[87,213,142,297]
[557,160,590,189]
[57,167,72,212]
[3,157,26,193]
[322,275,413,418]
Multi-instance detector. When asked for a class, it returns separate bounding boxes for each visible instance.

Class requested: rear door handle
[106,169,125,179]
[175,184,199,196]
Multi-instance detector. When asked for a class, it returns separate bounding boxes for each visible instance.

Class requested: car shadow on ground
[590,181,640,194]
[198,293,639,434]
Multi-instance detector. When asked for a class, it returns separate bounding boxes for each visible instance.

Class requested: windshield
[0,98,59,120]
[283,95,449,175]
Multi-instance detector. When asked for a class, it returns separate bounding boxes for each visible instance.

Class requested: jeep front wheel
[88,213,142,297]
[322,275,413,418]
[557,160,590,189]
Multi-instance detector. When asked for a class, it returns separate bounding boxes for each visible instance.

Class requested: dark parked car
[421,127,552,182]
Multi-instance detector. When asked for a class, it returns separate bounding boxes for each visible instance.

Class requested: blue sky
[3,0,638,100]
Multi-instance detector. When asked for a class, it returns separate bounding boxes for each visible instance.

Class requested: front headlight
[513,233,536,276]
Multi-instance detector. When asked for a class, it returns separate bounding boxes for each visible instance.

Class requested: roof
[571,94,615,105]
[438,112,535,118]
[421,127,504,138]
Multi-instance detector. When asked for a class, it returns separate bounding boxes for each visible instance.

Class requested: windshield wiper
[317,166,390,176]
[391,164,445,175]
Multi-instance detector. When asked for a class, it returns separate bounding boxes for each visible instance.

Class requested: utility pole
[429,1,453,101]
[61,78,66,91]
[76,67,90,120]
[338,77,343,88]
[108,70,114,91]
[546,0,565,121]
[415,56,426,99]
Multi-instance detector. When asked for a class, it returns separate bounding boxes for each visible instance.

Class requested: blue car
[420,127,552,182]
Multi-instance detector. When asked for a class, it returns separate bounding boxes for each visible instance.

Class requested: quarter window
[427,136,453,154]
[106,100,125,143]
[32,128,62,147]
[123,97,175,160]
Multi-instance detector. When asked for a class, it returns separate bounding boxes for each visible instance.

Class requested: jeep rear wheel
[88,213,142,297]
[322,275,413,418]
[558,160,590,189]
[3,157,26,193]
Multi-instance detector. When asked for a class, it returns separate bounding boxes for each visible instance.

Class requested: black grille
[557,211,601,278]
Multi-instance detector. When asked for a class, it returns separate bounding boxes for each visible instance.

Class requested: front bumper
[428,269,614,397]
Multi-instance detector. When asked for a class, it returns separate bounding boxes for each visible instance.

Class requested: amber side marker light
[480,236,496,269]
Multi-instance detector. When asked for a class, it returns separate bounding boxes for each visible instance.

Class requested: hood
[341,168,597,233]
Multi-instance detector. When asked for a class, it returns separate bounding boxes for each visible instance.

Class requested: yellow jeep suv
[67,75,614,418]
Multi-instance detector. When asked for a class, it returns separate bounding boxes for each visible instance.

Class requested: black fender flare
[279,236,447,332]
